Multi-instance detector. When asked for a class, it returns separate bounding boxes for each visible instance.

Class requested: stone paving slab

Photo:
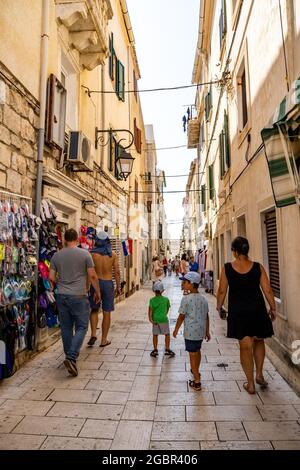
[0,433,46,450]
[47,402,124,420]
[150,441,200,450]
[200,441,273,450]
[0,415,24,433]
[0,399,54,417]
[152,422,217,441]
[47,389,100,404]
[186,405,262,421]
[79,419,119,439]
[13,415,85,437]
[111,420,153,450]
[40,436,112,450]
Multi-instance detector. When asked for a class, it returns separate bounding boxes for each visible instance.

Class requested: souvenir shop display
[38,199,61,329]
[0,196,38,377]
[79,225,96,251]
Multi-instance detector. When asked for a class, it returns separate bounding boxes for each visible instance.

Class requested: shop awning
[261,76,300,208]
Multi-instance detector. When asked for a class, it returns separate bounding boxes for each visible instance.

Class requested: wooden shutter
[116,60,125,101]
[265,210,280,298]
[219,132,225,178]
[135,179,138,205]
[224,110,230,168]
[201,184,206,210]
[134,118,142,154]
[209,165,214,199]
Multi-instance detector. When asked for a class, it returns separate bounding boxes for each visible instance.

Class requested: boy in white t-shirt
[173,272,210,391]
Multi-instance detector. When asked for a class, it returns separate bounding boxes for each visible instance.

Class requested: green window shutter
[209,164,214,199]
[224,110,230,168]
[219,132,225,178]
[109,34,114,80]
[201,184,206,210]
[116,60,125,101]
[108,132,114,172]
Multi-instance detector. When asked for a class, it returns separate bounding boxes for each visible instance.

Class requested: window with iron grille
[265,210,280,298]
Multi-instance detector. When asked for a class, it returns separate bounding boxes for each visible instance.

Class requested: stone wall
[0,63,39,198]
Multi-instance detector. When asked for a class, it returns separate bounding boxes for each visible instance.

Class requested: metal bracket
[95,127,134,150]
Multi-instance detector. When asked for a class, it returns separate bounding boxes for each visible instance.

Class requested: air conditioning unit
[67,131,93,171]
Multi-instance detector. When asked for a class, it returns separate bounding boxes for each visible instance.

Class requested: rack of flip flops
[37,199,61,331]
[0,192,39,379]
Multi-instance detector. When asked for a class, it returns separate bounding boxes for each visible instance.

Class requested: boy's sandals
[150,349,158,357]
[165,349,175,357]
[243,382,256,394]
[188,380,201,391]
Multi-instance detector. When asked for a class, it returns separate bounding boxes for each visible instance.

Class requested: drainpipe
[35,0,50,216]
[100,64,105,167]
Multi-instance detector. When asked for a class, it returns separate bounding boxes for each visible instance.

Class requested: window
[219,0,227,47]
[199,121,205,152]
[219,110,231,178]
[237,61,248,130]
[205,86,212,121]
[109,33,125,102]
[264,210,280,298]
[45,74,67,149]
[209,164,214,200]
[201,184,206,211]
[237,214,247,237]
[134,118,142,154]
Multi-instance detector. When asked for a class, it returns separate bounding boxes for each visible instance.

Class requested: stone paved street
[0,275,300,450]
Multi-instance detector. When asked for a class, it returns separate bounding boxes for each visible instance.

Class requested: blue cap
[179,272,201,284]
[153,281,164,293]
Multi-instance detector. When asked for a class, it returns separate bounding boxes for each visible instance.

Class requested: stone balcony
[55,0,113,70]
[187,118,200,149]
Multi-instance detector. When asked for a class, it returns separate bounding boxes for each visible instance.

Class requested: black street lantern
[116,148,135,181]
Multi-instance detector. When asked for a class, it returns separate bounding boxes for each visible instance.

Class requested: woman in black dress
[216,237,276,394]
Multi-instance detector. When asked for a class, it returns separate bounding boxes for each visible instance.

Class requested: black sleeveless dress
[225,262,274,340]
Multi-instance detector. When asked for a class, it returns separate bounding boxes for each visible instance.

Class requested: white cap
[96,230,109,240]
[153,281,164,293]
[179,272,201,284]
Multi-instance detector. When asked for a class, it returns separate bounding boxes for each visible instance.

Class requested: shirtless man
[87,231,121,347]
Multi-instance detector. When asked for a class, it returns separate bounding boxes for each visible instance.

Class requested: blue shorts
[89,279,115,312]
[185,339,203,352]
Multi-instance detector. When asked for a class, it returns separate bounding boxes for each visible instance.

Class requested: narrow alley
[0,276,300,451]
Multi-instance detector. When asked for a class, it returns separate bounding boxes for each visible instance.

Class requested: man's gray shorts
[152,322,170,335]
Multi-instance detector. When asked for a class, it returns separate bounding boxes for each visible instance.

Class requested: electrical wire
[81,79,219,95]
[141,171,205,179]
[143,144,187,151]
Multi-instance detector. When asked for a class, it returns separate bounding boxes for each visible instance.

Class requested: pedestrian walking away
[216,236,276,395]
[148,281,175,358]
[49,228,100,377]
[87,231,121,348]
[173,272,210,391]
[151,256,164,283]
